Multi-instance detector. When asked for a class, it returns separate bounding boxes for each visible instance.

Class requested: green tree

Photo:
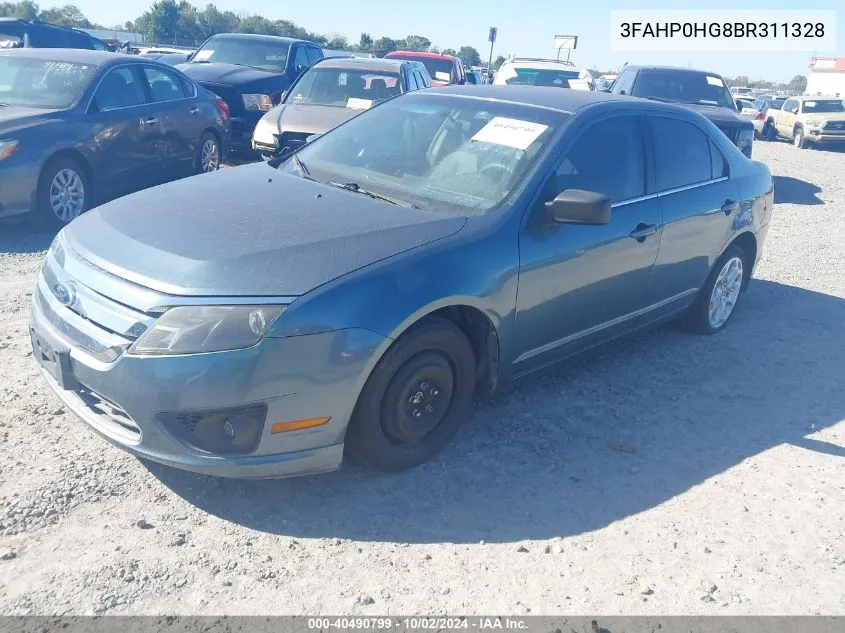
[195,4,239,41]
[0,1,39,19]
[441,47,457,56]
[788,74,807,93]
[456,45,481,67]
[492,55,506,70]
[372,36,396,56]
[357,32,372,52]
[401,34,430,51]
[39,4,92,27]
[326,33,348,50]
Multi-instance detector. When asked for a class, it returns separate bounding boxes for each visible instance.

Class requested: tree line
[0,0,509,69]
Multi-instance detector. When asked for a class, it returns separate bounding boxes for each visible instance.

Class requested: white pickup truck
[763,96,845,148]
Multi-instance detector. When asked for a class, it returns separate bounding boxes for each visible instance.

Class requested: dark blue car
[177,33,324,152]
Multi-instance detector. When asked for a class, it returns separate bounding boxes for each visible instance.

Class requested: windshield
[284,94,566,214]
[191,36,289,72]
[803,100,845,113]
[389,55,453,83]
[497,66,581,88]
[632,70,736,109]
[0,57,96,108]
[288,68,402,107]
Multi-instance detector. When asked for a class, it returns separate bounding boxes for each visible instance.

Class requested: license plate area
[31,329,78,391]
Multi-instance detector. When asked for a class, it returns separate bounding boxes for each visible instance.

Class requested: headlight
[737,128,754,143]
[252,115,278,147]
[130,305,286,356]
[0,139,19,161]
[242,94,273,111]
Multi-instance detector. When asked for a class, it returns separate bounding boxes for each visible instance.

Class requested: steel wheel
[200,137,220,172]
[48,168,86,223]
[708,256,743,329]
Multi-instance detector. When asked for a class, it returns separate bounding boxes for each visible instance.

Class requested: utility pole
[488,27,497,81]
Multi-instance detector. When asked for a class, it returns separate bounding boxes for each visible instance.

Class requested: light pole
[488,27,497,82]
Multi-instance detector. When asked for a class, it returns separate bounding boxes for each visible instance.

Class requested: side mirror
[295,64,306,75]
[599,87,611,93]
[305,133,321,143]
[545,189,611,225]
[279,90,288,102]
[186,52,195,62]
[735,100,743,111]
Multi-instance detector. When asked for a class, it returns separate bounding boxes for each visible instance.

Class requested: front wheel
[681,245,748,335]
[34,157,90,229]
[793,128,807,149]
[196,132,221,173]
[345,317,476,472]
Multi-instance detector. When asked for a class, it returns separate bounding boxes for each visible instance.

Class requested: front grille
[36,240,158,362]
[77,387,141,442]
[200,82,244,116]
[822,120,845,131]
[277,131,311,155]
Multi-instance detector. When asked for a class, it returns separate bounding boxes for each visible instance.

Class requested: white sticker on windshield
[804,101,816,107]
[194,49,213,60]
[346,98,373,110]
[471,117,549,150]
[706,75,724,87]
[435,71,451,82]
[567,79,591,91]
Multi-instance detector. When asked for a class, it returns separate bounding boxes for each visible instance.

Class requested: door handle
[140,116,158,127]
[629,223,658,242]
[721,199,739,215]
[189,106,200,115]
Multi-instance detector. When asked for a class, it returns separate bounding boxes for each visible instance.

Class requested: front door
[514,114,662,374]
[87,65,162,198]
[777,99,798,136]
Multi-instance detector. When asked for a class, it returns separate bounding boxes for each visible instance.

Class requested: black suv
[608,66,754,158]
[177,33,324,152]
[0,18,109,50]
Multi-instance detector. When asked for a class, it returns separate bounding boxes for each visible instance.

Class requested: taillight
[215,98,229,119]
[755,110,766,120]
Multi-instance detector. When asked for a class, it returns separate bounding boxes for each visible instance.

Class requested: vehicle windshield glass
[389,55,452,82]
[803,100,845,113]
[284,94,567,214]
[0,57,96,108]
[498,66,581,88]
[191,36,289,72]
[632,70,736,108]
[288,68,402,107]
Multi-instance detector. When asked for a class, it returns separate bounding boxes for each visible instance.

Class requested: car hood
[686,103,752,127]
[0,106,60,134]
[63,163,467,297]
[263,103,362,135]
[177,62,288,89]
[801,112,845,122]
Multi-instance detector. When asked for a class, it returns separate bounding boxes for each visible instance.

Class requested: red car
[384,50,466,87]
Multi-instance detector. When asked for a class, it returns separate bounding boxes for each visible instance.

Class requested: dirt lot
[0,141,843,616]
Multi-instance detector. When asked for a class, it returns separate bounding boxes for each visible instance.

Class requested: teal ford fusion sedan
[30,86,774,477]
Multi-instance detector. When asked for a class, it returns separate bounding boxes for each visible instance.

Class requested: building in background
[806,57,845,98]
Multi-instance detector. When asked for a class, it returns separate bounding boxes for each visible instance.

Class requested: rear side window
[649,117,712,191]
[93,67,146,110]
[142,66,188,102]
[552,115,646,203]
[710,141,728,179]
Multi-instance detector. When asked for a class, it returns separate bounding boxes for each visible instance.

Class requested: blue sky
[70,0,842,81]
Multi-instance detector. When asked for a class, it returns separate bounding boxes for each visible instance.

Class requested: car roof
[430,84,640,112]
[387,50,456,61]
[795,95,843,101]
[205,32,311,45]
[316,57,405,72]
[623,65,726,78]
[0,47,116,65]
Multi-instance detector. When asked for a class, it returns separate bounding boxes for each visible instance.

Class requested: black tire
[196,131,221,174]
[681,244,748,335]
[793,127,807,149]
[33,156,90,230]
[345,316,477,472]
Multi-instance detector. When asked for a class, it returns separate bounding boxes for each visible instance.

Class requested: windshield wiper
[290,153,315,181]
[686,99,721,106]
[642,96,678,103]
[329,181,420,209]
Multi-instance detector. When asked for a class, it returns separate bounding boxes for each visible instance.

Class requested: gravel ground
[0,141,843,616]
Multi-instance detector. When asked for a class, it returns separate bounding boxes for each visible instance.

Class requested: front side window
[631,70,735,109]
[292,46,309,71]
[285,94,567,213]
[93,67,146,111]
[191,36,290,73]
[143,66,187,102]
[783,99,798,113]
[649,117,712,191]
[550,116,646,203]
[288,67,402,107]
[611,68,634,94]
[802,99,845,113]
[0,57,97,108]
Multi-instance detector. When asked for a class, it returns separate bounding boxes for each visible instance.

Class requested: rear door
[139,64,203,178]
[87,65,162,197]
[645,114,741,311]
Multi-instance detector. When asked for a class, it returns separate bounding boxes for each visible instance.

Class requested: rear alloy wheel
[793,127,807,149]
[345,316,476,472]
[35,157,89,229]
[681,245,748,335]
[197,132,221,173]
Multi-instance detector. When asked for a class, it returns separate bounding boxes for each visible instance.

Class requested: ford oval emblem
[53,282,75,307]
